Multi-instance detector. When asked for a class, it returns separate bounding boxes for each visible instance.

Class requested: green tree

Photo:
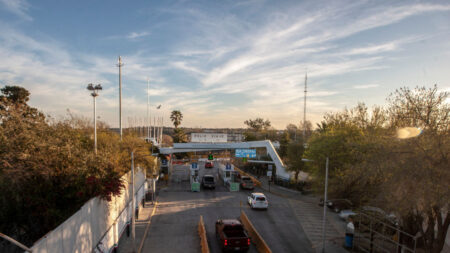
[170,110,183,128]
[285,142,306,181]
[278,130,290,158]
[244,117,271,131]
[173,128,187,143]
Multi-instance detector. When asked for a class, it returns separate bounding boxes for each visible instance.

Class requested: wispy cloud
[0,0,31,20]
[126,31,150,40]
[354,84,380,89]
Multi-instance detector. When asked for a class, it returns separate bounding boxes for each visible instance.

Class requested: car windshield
[204,177,214,182]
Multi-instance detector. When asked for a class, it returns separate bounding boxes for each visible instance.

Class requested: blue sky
[0,0,449,129]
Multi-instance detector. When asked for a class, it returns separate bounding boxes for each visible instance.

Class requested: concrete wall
[29,169,147,253]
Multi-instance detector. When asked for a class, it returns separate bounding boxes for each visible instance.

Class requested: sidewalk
[255,174,349,253]
[117,200,158,253]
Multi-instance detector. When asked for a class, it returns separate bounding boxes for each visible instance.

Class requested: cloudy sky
[0,0,449,129]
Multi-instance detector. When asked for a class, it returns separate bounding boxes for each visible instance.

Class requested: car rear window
[204,177,214,182]
[256,197,266,201]
[242,177,252,181]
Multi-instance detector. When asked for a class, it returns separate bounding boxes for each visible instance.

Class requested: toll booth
[190,162,200,192]
[218,163,239,192]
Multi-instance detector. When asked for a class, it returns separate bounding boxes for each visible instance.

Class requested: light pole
[303,157,329,252]
[117,56,124,141]
[87,83,102,155]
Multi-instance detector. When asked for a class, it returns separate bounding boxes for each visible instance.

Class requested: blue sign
[192,162,198,169]
[235,149,256,158]
[162,159,167,165]
[225,163,232,170]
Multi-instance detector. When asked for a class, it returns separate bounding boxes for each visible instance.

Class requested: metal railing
[354,211,416,253]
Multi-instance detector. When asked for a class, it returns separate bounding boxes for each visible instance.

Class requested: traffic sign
[208,154,214,160]
[267,171,272,177]
[235,149,256,158]
[226,163,231,170]
[192,162,198,169]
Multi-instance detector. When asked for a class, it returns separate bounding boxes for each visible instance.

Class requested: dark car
[215,219,250,252]
[240,176,255,190]
[201,175,216,189]
[319,199,353,213]
[205,161,214,169]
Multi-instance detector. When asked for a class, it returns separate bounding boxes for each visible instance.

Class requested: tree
[0,86,157,250]
[285,142,306,181]
[303,86,449,252]
[173,128,187,143]
[278,131,290,158]
[244,118,271,131]
[170,110,183,128]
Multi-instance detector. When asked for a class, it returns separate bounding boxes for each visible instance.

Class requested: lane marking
[137,201,158,253]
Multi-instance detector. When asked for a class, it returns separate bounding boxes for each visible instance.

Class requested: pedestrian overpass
[159,140,290,180]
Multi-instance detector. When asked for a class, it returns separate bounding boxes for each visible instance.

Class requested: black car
[201,175,216,189]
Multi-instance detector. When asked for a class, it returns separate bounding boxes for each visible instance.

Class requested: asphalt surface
[139,161,313,253]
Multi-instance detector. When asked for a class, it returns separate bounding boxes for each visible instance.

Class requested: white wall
[29,169,147,253]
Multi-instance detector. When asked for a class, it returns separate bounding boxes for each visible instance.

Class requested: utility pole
[131,152,136,253]
[322,157,329,253]
[147,78,150,142]
[117,56,124,141]
[303,72,307,143]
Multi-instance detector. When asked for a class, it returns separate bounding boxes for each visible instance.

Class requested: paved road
[139,161,313,253]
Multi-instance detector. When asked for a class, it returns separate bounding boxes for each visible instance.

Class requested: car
[248,193,268,210]
[338,209,357,221]
[215,219,250,252]
[328,199,353,213]
[205,161,214,169]
[201,175,216,189]
[319,198,353,213]
[240,176,255,190]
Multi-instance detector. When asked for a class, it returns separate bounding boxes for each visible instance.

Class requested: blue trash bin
[345,233,353,248]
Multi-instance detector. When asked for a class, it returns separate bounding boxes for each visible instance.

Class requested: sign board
[191,162,198,169]
[225,164,232,170]
[268,165,273,171]
[235,149,256,158]
[267,171,272,177]
[191,182,200,192]
[191,133,227,143]
[162,160,168,166]
[230,182,239,192]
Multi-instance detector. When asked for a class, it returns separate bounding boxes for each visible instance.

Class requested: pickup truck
[215,219,250,252]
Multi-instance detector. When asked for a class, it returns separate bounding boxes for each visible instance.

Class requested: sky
[0,0,449,129]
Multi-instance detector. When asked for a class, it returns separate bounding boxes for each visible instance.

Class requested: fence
[29,169,147,253]
[354,211,417,253]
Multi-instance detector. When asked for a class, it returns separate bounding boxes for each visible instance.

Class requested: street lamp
[303,157,329,253]
[87,83,102,155]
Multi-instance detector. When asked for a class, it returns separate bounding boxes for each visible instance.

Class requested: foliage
[285,142,306,181]
[0,86,157,248]
[244,117,271,131]
[170,110,183,128]
[304,86,449,252]
[278,131,290,158]
[173,128,187,143]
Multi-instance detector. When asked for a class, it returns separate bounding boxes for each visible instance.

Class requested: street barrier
[198,216,210,253]
[240,211,272,253]
[234,166,262,187]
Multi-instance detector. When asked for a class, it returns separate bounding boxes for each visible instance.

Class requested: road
[140,161,313,253]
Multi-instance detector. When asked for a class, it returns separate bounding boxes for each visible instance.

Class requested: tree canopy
[170,110,183,128]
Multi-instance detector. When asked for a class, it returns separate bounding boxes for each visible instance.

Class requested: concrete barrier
[234,166,262,187]
[198,216,210,253]
[240,211,272,253]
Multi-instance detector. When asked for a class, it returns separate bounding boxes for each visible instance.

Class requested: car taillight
[247,238,251,245]
[224,239,228,246]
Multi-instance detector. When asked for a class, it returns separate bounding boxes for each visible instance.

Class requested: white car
[248,193,268,210]
[338,210,356,220]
